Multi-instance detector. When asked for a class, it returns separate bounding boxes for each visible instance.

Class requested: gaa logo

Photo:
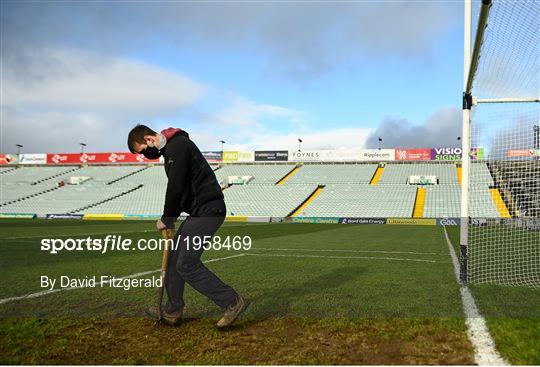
[439,218,458,226]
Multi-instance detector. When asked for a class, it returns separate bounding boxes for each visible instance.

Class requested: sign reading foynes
[289,150,322,162]
[431,148,462,161]
[19,154,47,165]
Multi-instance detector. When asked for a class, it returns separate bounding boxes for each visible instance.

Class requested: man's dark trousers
[165,199,238,312]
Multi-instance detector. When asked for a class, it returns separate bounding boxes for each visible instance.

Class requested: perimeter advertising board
[0,154,19,165]
[202,151,223,163]
[395,149,431,161]
[431,148,462,161]
[19,154,47,165]
[46,153,160,164]
[222,151,255,163]
[358,149,395,161]
[254,151,288,161]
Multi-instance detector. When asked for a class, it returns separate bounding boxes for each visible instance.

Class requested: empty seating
[287,164,377,184]
[215,164,295,184]
[300,184,416,217]
[378,163,458,184]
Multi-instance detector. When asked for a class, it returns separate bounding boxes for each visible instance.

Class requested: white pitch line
[244,252,444,263]
[442,226,507,366]
[252,247,443,256]
[0,253,245,305]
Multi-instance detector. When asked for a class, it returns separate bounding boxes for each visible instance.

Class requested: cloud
[0,47,206,153]
[2,2,460,81]
[3,48,204,115]
[365,107,462,149]
[190,126,373,152]
[211,97,304,128]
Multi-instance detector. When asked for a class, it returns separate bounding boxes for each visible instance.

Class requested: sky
[1,1,466,154]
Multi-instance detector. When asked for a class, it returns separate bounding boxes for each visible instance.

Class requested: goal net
[462,0,540,287]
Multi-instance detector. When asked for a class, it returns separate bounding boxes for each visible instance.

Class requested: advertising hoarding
[254,150,288,161]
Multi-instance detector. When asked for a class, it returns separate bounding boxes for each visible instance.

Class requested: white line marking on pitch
[0,253,245,305]
[244,253,444,263]
[252,247,443,256]
[442,226,507,366]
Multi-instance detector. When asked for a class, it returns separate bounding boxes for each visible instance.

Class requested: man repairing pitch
[127,124,248,328]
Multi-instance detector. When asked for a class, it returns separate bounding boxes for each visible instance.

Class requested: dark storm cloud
[365,107,462,149]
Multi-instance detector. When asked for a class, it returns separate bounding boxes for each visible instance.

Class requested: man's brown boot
[217,295,249,328]
[145,306,183,326]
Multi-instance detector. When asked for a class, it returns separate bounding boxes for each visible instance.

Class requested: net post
[459,0,473,284]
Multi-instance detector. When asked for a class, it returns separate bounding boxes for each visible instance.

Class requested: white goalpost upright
[461,0,540,287]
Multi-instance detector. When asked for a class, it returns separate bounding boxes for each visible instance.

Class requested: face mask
[157,134,167,150]
[141,146,161,160]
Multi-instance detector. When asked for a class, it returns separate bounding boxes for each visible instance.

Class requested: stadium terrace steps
[489,188,512,218]
[289,185,325,217]
[0,186,61,207]
[412,187,426,218]
[276,165,301,185]
[69,184,144,214]
[106,166,150,185]
[31,167,81,185]
[369,166,384,185]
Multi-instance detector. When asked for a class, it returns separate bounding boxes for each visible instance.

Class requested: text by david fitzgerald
[40,275,161,291]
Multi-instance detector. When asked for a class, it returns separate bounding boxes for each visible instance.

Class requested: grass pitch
[0,219,538,364]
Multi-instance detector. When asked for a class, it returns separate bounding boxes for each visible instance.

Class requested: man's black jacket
[160,133,224,228]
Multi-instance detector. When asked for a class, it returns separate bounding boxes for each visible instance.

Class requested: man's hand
[156,219,171,231]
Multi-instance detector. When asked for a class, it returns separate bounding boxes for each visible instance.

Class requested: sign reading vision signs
[431,148,462,161]
[254,151,288,161]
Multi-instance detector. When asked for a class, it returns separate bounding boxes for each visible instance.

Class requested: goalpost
[461,0,540,287]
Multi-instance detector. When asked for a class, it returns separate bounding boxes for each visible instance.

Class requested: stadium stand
[377,163,458,184]
[491,161,540,217]
[224,184,317,217]
[287,163,377,184]
[299,184,417,218]
[214,164,295,184]
[0,162,506,219]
